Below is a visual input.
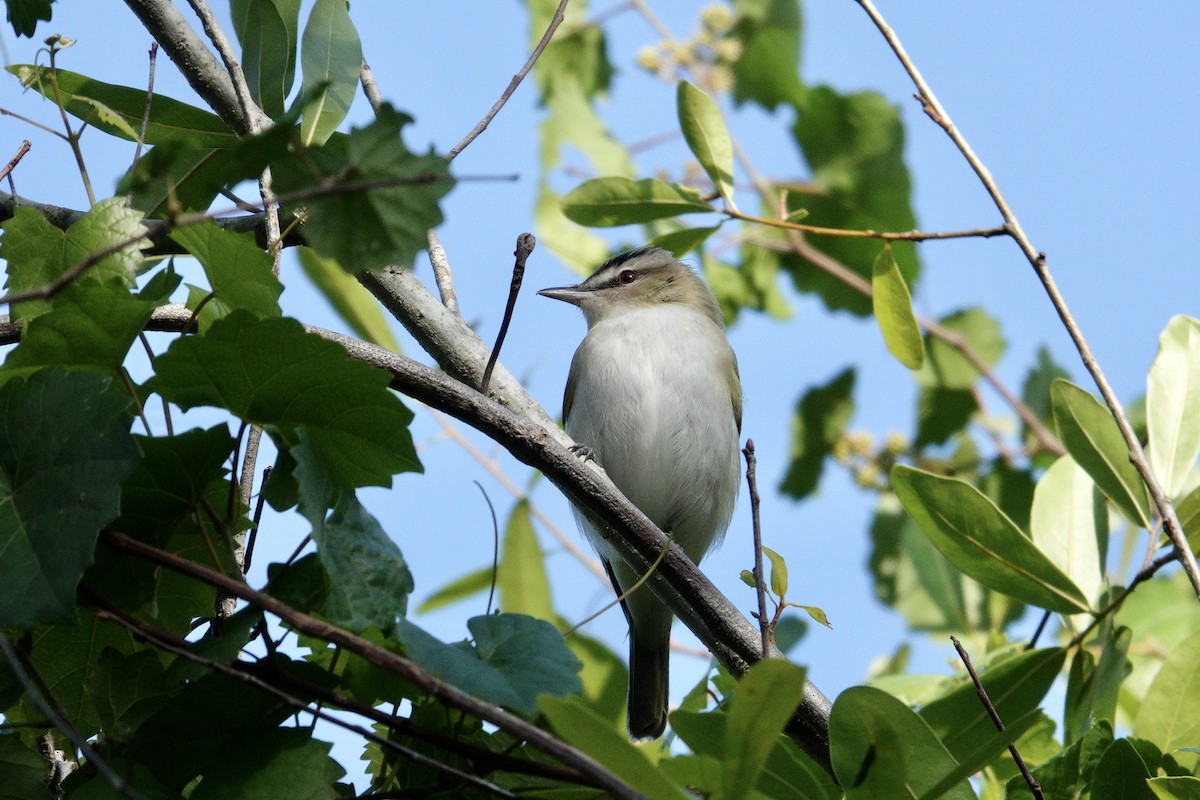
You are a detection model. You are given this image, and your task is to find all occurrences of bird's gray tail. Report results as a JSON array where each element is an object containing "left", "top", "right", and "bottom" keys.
[{"left": 627, "top": 628, "right": 669, "bottom": 739}]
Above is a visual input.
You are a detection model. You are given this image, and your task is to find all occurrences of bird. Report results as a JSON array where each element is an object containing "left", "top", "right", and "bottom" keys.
[{"left": 538, "top": 247, "right": 742, "bottom": 738}]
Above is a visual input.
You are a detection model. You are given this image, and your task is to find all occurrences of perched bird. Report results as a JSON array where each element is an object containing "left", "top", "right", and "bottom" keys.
[{"left": 539, "top": 247, "right": 742, "bottom": 738}]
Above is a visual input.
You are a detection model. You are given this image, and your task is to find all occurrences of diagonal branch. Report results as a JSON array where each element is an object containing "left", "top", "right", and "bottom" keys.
[{"left": 852, "top": 0, "right": 1200, "bottom": 598}]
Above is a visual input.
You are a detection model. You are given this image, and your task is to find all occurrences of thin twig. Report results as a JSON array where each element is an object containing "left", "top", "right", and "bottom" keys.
[
  {"left": 129, "top": 43, "right": 158, "bottom": 170},
  {"left": 730, "top": 209, "right": 1009, "bottom": 243},
  {"left": 474, "top": 481, "right": 501, "bottom": 616},
  {"left": 100, "top": 530, "right": 652, "bottom": 800},
  {"left": 448, "top": 0, "right": 569, "bottom": 159},
  {"left": 853, "top": 0, "right": 1199, "bottom": 598},
  {"left": 0, "top": 633, "right": 149, "bottom": 800},
  {"left": 481, "top": 233, "right": 535, "bottom": 396},
  {"left": 1068, "top": 551, "right": 1177, "bottom": 649},
  {"left": 187, "top": 0, "right": 257, "bottom": 129},
  {"left": 743, "top": 441, "right": 770, "bottom": 658},
  {"left": 242, "top": 466, "right": 271, "bottom": 574},
  {"left": 950, "top": 636, "right": 1044, "bottom": 800},
  {"left": 0, "top": 140, "right": 31, "bottom": 184}
]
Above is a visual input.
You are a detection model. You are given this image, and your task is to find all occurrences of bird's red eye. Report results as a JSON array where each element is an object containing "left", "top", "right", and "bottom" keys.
[{"left": 618, "top": 269, "right": 637, "bottom": 285}]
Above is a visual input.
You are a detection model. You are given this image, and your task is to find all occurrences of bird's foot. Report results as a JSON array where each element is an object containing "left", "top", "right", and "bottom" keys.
[{"left": 569, "top": 443, "right": 597, "bottom": 464}]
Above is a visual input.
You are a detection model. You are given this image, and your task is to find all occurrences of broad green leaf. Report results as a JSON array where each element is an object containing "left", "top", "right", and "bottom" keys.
[
  {"left": 1052, "top": 379, "right": 1153, "bottom": 528},
  {"left": 1179, "top": 483, "right": 1200, "bottom": 550},
  {"left": 0, "top": 369, "right": 138, "bottom": 627},
  {"left": 917, "top": 307, "right": 1006, "bottom": 389},
  {"left": 12, "top": 611, "right": 137, "bottom": 735},
  {"left": 917, "top": 709, "right": 1044, "bottom": 800},
  {"left": 170, "top": 220, "right": 282, "bottom": 330},
  {"left": 723, "top": 660, "right": 808, "bottom": 800},
  {"left": 394, "top": 614, "right": 580, "bottom": 718},
  {"left": 468, "top": 614, "right": 582, "bottom": 708},
  {"left": 1149, "top": 777, "right": 1200, "bottom": 800},
  {"left": 913, "top": 387, "right": 976, "bottom": 449},
  {"left": 1147, "top": 315, "right": 1200, "bottom": 497},
  {"left": 1065, "top": 626, "right": 1131, "bottom": 744},
  {"left": 677, "top": 80, "right": 737, "bottom": 210},
  {"left": 1022, "top": 345, "right": 1071, "bottom": 427},
  {"left": 1031, "top": 455, "right": 1106, "bottom": 612},
  {"left": 648, "top": 224, "right": 720, "bottom": 257},
  {"left": 871, "top": 245, "right": 924, "bottom": 370},
  {"left": 540, "top": 695, "right": 692, "bottom": 800},
  {"left": 920, "top": 647, "right": 1065, "bottom": 762},
  {"left": 1091, "top": 738, "right": 1157, "bottom": 800},
  {"left": 0, "top": 199, "right": 148, "bottom": 321},
  {"left": 830, "top": 686, "right": 974, "bottom": 800},
  {"left": 147, "top": 313, "right": 420, "bottom": 489},
  {"left": 561, "top": 177, "right": 713, "bottom": 227},
  {"left": 298, "top": 0, "right": 362, "bottom": 146},
  {"left": 190, "top": 729, "right": 344, "bottom": 800},
  {"left": 275, "top": 106, "right": 453, "bottom": 271},
  {"left": 566, "top": 629, "right": 629, "bottom": 726},
  {"left": 706, "top": 245, "right": 791, "bottom": 325},
  {"left": 729, "top": 0, "right": 805, "bottom": 109},
  {"left": 497, "top": 500, "right": 553, "bottom": 620},
  {"left": 88, "top": 648, "right": 176, "bottom": 735},
  {"left": 891, "top": 465, "right": 1089, "bottom": 612},
  {"left": 6, "top": 0, "right": 53, "bottom": 37},
  {"left": 0, "top": 735, "right": 47, "bottom": 799},
  {"left": 297, "top": 246, "right": 399, "bottom": 350},
  {"left": 671, "top": 709, "right": 839, "bottom": 800},
  {"left": 1006, "top": 719, "right": 1113, "bottom": 800},
  {"left": 780, "top": 367, "right": 855, "bottom": 500},
  {"left": 1, "top": 282, "right": 156, "bottom": 379},
  {"left": 416, "top": 566, "right": 492, "bottom": 613},
  {"left": 73, "top": 96, "right": 140, "bottom": 140},
  {"left": 294, "top": 433, "right": 413, "bottom": 633},
  {"left": 231, "top": 0, "right": 300, "bottom": 118},
  {"left": 1134, "top": 628, "right": 1200, "bottom": 770},
  {"left": 7, "top": 65, "right": 236, "bottom": 147}
]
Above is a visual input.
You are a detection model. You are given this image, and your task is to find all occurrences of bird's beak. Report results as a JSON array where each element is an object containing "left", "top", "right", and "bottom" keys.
[{"left": 536, "top": 285, "right": 589, "bottom": 306}]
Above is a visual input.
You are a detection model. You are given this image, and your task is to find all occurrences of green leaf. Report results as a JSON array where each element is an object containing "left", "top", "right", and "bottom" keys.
[
  {"left": 677, "top": 80, "right": 737, "bottom": 210},
  {"left": 170, "top": 220, "right": 283, "bottom": 330},
  {"left": 7, "top": 65, "right": 236, "bottom": 147},
  {"left": 917, "top": 307, "right": 1006, "bottom": 389},
  {"left": 1007, "top": 719, "right": 1113, "bottom": 800},
  {"left": 1052, "top": 379, "right": 1153, "bottom": 528},
  {"left": 913, "top": 387, "right": 976, "bottom": 449},
  {"left": 497, "top": 500, "right": 553, "bottom": 620},
  {"left": 1180, "top": 483, "right": 1200, "bottom": 551},
  {"left": 298, "top": 0, "right": 362, "bottom": 146},
  {"left": 1147, "top": 315, "right": 1200, "bottom": 497},
  {"left": 469, "top": 614, "right": 582, "bottom": 707},
  {"left": 1134, "top": 628, "right": 1200, "bottom": 771},
  {"left": 761, "top": 545, "right": 789, "bottom": 597},
  {"left": 1065, "top": 626, "right": 1131, "bottom": 744},
  {"left": 5, "top": 0, "right": 53, "bottom": 37},
  {"left": 296, "top": 246, "right": 399, "bottom": 350},
  {"left": 830, "top": 686, "right": 974, "bottom": 800},
  {"left": 1022, "top": 345, "right": 1071, "bottom": 427},
  {"left": 871, "top": 245, "right": 924, "bottom": 370},
  {"left": 231, "top": 0, "right": 298, "bottom": 118},
  {"left": 918, "top": 710, "right": 1044, "bottom": 800},
  {"left": 647, "top": 224, "right": 720, "bottom": 257},
  {"left": 540, "top": 695, "right": 692, "bottom": 800},
  {"left": 0, "top": 735, "right": 48, "bottom": 799},
  {"left": 1149, "top": 777, "right": 1200, "bottom": 800},
  {"left": 1092, "top": 738, "right": 1157, "bottom": 800},
  {"left": 394, "top": 614, "right": 580, "bottom": 718},
  {"left": 706, "top": 246, "right": 791, "bottom": 325},
  {"left": 275, "top": 106, "right": 453, "bottom": 271},
  {"left": 561, "top": 177, "right": 713, "bottom": 226},
  {"left": 920, "top": 647, "right": 1065, "bottom": 762},
  {"left": 0, "top": 369, "right": 138, "bottom": 627},
  {"left": 729, "top": 0, "right": 805, "bottom": 110},
  {"left": 1031, "top": 455, "right": 1106, "bottom": 612},
  {"left": 416, "top": 566, "right": 492, "bottom": 613},
  {"left": 1, "top": 282, "right": 156, "bottom": 379},
  {"left": 723, "top": 660, "right": 809, "bottom": 800},
  {"left": 0, "top": 199, "right": 148, "bottom": 321},
  {"left": 189, "top": 730, "right": 344, "bottom": 800},
  {"left": 891, "top": 465, "right": 1089, "bottom": 613},
  {"left": 294, "top": 433, "right": 413, "bottom": 632},
  {"left": 780, "top": 367, "right": 855, "bottom": 500},
  {"left": 147, "top": 313, "right": 420, "bottom": 489},
  {"left": 88, "top": 648, "right": 177, "bottom": 735}
]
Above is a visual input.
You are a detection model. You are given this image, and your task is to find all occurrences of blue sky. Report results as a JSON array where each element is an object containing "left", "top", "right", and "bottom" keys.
[{"left": 3, "top": 0, "right": 1197, "bottom": 786}]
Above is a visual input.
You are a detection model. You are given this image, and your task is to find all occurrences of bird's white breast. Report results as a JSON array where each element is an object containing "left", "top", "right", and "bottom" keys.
[{"left": 565, "top": 305, "right": 741, "bottom": 563}]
